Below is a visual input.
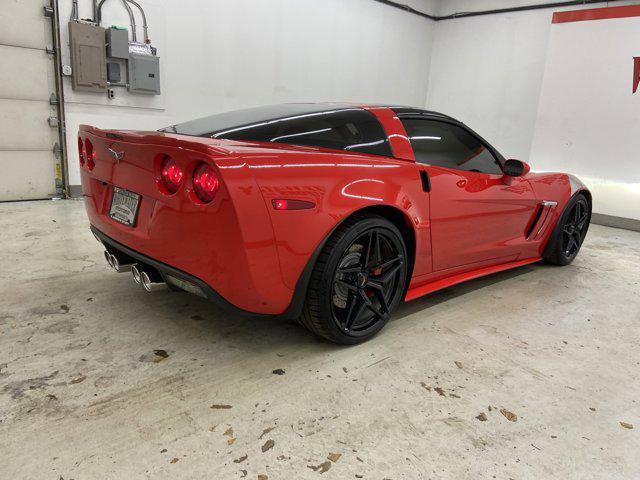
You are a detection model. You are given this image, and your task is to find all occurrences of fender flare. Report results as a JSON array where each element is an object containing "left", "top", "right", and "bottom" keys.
[{"left": 280, "top": 205, "right": 416, "bottom": 319}]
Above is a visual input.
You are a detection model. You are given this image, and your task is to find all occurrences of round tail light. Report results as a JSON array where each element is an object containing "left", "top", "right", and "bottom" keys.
[
  {"left": 160, "top": 156, "right": 183, "bottom": 194},
  {"left": 85, "top": 138, "right": 95, "bottom": 170},
  {"left": 193, "top": 163, "right": 219, "bottom": 203},
  {"left": 78, "top": 137, "right": 85, "bottom": 167}
]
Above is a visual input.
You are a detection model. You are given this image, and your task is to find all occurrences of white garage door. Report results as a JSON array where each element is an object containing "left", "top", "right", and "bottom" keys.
[{"left": 0, "top": 0, "right": 61, "bottom": 201}]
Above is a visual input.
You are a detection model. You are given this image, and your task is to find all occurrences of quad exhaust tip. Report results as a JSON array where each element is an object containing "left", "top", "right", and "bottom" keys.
[
  {"left": 131, "top": 264, "right": 166, "bottom": 292},
  {"left": 140, "top": 271, "right": 166, "bottom": 292},
  {"left": 104, "top": 250, "right": 166, "bottom": 292},
  {"left": 104, "top": 250, "right": 134, "bottom": 273}
]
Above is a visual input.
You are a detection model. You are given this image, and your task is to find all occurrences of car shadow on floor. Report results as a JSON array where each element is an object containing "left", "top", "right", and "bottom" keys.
[
  {"left": 392, "top": 263, "right": 541, "bottom": 322},
  {"left": 144, "top": 262, "right": 543, "bottom": 353}
]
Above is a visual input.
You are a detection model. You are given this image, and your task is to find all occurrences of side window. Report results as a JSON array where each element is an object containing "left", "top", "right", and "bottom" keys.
[
  {"left": 215, "top": 110, "right": 392, "bottom": 157},
  {"left": 399, "top": 118, "right": 502, "bottom": 175}
]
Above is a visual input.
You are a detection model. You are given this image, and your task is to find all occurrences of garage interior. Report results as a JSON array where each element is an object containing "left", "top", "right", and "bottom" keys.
[{"left": 1, "top": 0, "right": 639, "bottom": 479}]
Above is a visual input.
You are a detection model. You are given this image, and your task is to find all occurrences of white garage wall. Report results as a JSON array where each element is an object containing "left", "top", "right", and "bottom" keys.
[
  {"left": 62, "top": 0, "right": 438, "bottom": 187},
  {"left": 427, "top": 0, "right": 638, "bottom": 158},
  {"left": 426, "top": 3, "right": 554, "bottom": 160},
  {"left": 426, "top": 0, "right": 640, "bottom": 222},
  {"left": 530, "top": 12, "right": 640, "bottom": 221}
]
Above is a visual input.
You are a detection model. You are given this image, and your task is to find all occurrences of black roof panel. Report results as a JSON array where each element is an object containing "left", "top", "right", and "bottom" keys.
[{"left": 160, "top": 103, "right": 359, "bottom": 137}]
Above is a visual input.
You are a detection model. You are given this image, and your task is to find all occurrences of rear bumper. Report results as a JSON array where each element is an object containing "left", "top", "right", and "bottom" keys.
[
  {"left": 81, "top": 173, "right": 294, "bottom": 314},
  {"left": 92, "top": 226, "right": 272, "bottom": 318}
]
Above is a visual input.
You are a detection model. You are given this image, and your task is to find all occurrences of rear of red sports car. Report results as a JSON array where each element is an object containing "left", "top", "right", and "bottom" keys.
[
  {"left": 80, "top": 126, "right": 294, "bottom": 315},
  {"left": 79, "top": 104, "right": 422, "bottom": 320}
]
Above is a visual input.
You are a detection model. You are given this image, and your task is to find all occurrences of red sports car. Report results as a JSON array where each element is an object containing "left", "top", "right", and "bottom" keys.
[{"left": 79, "top": 103, "right": 591, "bottom": 344}]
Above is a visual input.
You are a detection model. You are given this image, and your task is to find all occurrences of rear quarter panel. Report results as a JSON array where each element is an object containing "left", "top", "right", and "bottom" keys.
[{"left": 225, "top": 149, "right": 432, "bottom": 291}]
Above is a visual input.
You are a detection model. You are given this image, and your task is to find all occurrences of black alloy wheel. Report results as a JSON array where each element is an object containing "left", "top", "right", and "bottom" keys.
[
  {"left": 544, "top": 193, "right": 590, "bottom": 266},
  {"left": 332, "top": 228, "right": 404, "bottom": 337},
  {"left": 561, "top": 197, "right": 589, "bottom": 258},
  {"left": 299, "top": 215, "right": 407, "bottom": 344}
]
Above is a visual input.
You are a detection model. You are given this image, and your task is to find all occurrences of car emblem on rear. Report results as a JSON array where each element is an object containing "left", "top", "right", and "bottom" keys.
[{"left": 108, "top": 146, "right": 125, "bottom": 162}]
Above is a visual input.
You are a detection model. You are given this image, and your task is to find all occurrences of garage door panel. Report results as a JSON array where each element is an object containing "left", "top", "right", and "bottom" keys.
[
  {"left": 0, "top": 151, "right": 55, "bottom": 201},
  {"left": 0, "top": 46, "right": 54, "bottom": 101},
  {"left": 0, "top": 99, "right": 57, "bottom": 150},
  {"left": 0, "top": 0, "right": 50, "bottom": 49},
  {"left": 0, "top": 0, "right": 58, "bottom": 201}
]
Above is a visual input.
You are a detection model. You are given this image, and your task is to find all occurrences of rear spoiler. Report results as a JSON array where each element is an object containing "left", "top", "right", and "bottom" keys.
[{"left": 79, "top": 125, "right": 232, "bottom": 157}]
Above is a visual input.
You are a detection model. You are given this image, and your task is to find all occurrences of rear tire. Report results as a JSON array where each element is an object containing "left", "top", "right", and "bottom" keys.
[
  {"left": 298, "top": 214, "right": 407, "bottom": 345},
  {"left": 543, "top": 193, "right": 590, "bottom": 266}
]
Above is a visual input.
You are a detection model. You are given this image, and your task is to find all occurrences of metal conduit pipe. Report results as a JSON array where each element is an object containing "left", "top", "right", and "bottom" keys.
[
  {"left": 124, "top": 0, "right": 150, "bottom": 43},
  {"left": 373, "top": 0, "right": 630, "bottom": 21},
  {"left": 120, "top": 0, "right": 137, "bottom": 42},
  {"left": 96, "top": 0, "right": 107, "bottom": 23},
  {"left": 372, "top": 0, "right": 437, "bottom": 20},
  {"left": 97, "top": 0, "right": 137, "bottom": 42}
]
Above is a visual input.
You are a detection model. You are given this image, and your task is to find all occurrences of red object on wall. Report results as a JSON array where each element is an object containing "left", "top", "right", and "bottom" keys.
[
  {"left": 634, "top": 57, "right": 640, "bottom": 94},
  {"left": 552, "top": 5, "right": 640, "bottom": 23}
]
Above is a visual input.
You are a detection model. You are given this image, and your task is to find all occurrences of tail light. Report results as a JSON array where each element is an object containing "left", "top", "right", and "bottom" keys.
[
  {"left": 160, "top": 156, "right": 183, "bottom": 194},
  {"left": 78, "top": 137, "right": 85, "bottom": 167},
  {"left": 192, "top": 163, "right": 219, "bottom": 203},
  {"left": 85, "top": 138, "right": 95, "bottom": 170}
]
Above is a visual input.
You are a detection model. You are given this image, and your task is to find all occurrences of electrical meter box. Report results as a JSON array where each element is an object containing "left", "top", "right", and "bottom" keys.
[
  {"left": 128, "top": 53, "right": 160, "bottom": 95},
  {"left": 69, "top": 21, "right": 107, "bottom": 92},
  {"left": 106, "top": 27, "right": 129, "bottom": 59}
]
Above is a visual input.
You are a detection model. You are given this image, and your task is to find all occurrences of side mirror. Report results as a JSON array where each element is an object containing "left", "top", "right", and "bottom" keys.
[{"left": 503, "top": 159, "right": 531, "bottom": 177}]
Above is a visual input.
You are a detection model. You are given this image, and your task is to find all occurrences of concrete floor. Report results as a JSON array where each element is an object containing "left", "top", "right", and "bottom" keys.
[{"left": 1, "top": 199, "right": 639, "bottom": 480}]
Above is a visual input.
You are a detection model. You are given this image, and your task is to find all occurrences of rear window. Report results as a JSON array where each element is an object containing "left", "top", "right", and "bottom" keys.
[{"left": 161, "top": 105, "right": 392, "bottom": 157}]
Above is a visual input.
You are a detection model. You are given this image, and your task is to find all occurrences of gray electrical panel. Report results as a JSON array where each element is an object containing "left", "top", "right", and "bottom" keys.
[
  {"left": 106, "top": 27, "right": 129, "bottom": 59},
  {"left": 69, "top": 21, "right": 107, "bottom": 92},
  {"left": 128, "top": 53, "right": 160, "bottom": 95}
]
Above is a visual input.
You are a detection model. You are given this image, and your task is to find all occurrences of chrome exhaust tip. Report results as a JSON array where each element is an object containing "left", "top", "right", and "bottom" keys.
[
  {"left": 140, "top": 271, "right": 166, "bottom": 292},
  {"left": 131, "top": 265, "right": 142, "bottom": 284},
  {"left": 109, "top": 254, "right": 133, "bottom": 273},
  {"left": 104, "top": 250, "right": 115, "bottom": 268}
]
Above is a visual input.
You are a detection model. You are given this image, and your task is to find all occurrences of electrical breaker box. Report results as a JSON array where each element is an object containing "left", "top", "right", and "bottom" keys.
[
  {"left": 106, "top": 27, "right": 129, "bottom": 59},
  {"left": 128, "top": 53, "right": 160, "bottom": 95},
  {"left": 69, "top": 21, "right": 107, "bottom": 92}
]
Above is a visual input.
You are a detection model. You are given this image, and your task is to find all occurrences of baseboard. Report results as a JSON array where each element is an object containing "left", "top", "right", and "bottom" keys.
[
  {"left": 68, "top": 185, "right": 82, "bottom": 197},
  {"left": 591, "top": 213, "right": 640, "bottom": 232}
]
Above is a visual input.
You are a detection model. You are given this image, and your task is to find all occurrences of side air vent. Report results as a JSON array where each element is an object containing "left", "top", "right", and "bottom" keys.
[
  {"left": 527, "top": 200, "right": 558, "bottom": 241},
  {"left": 525, "top": 205, "right": 543, "bottom": 239},
  {"left": 420, "top": 170, "right": 431, "bottom": 192}
]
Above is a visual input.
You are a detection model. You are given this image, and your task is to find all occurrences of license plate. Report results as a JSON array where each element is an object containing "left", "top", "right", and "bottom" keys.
[{"left": 109, "top": 187, "right": 141, "bottom": 226}]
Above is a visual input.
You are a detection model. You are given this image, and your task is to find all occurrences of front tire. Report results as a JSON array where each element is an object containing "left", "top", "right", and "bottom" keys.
[
  {"left": 298, "top": 214, "right": 407, "bottom": 345},
  {"left": 543, "top": 193, "right": 590, "bottom": 266}
]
